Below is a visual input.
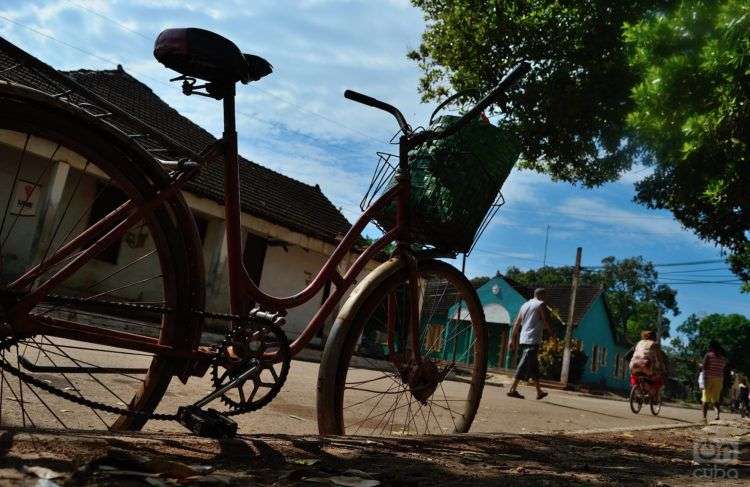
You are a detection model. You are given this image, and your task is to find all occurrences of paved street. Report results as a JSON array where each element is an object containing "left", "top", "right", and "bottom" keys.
[{"left": 146, "top": 358, "right": 715, "bottom": 436}]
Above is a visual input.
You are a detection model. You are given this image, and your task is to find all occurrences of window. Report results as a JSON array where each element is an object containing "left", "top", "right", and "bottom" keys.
[
  {"left": 425, "top": 323, "right": 445, "bottom": 352},
  {"left": 599, "top": 347, "right": 608, "bottom": 368},
  {"left": 613, "top": 353, "right": 621, "bottom": 378},
  {"left": 591, "top": 345, "right": 599, "bottom": 372},
  {"left": 87, "top": 183, "right": 126, "bottom": 264}
]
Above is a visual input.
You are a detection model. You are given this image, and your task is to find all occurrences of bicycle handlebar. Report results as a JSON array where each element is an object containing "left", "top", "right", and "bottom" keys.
[
  {"left": 428, "top": 61, "right": 530, "bottom": 141},
  {"left": 344, "top": 89, "right": 411, "bottom": 134},
  {"left": 344, "top": 61, "right": 530, "bottom": 144}
]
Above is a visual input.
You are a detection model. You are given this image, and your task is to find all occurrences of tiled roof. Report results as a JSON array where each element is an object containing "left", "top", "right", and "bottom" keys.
[
  {"left": 0, "top": 37, "right": 352, "bottom": 244},
  {"left": 503, "top": 277, "right": 603, "bottom": 328},
  {"left": 504, "top": 276, "right": 630, "bottom": 346}
]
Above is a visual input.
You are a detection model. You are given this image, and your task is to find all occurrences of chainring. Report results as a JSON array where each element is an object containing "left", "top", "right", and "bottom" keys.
[{"left": 210, "top": 319, "right": 291, "bottom": 416}]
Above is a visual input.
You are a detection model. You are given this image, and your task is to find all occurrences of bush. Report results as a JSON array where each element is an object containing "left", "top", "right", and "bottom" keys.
[{"left": 538, "top": 337, "right": 587, "bottom": 383}]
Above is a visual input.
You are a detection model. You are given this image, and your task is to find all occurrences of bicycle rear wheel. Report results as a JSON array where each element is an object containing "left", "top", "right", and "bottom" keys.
[
  {"left": 317, "top": 259, "right": 487, "bottom": 436},
  {"left": 0, "top": 86, "right": 201, "bottom": 430}
]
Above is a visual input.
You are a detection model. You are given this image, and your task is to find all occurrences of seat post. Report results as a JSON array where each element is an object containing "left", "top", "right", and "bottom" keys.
[{"left": 221, "top": 84, "right": 245, "bottom": 320}]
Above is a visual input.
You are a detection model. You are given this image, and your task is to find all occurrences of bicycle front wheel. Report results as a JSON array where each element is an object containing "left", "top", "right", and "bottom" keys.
[
  {"left": 629, "top": 385, "right": 643, "bottom": 414},
  {"left": 318, "top": 259, "right": 487, "bottom": 436},
  {"left": 0, "top": 86, "right": 201, "bottom": 431}
]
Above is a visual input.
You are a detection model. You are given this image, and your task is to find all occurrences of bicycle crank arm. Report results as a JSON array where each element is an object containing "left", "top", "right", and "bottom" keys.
[
  {"left": 18, "top": 357, "right": 148, "bottom": 374},
  {"left": 192, "top": 363, "right": 259, "bottom": 409}
]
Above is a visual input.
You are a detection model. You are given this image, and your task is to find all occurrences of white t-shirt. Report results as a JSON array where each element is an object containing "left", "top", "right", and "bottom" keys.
[
  {"left": 516, "top": 298, "right": 545, "bottom": 345},
  {"left": 698, "top": 371, "right": 705, "bottom": 390}
]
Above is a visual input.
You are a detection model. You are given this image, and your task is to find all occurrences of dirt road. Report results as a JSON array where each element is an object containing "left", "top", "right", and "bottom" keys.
[
  {"left": 147, "top": 359, "right": 712, "bottom": 436},
  {"left": 1, "top": 419, "right": 748, "bottom": 485}
]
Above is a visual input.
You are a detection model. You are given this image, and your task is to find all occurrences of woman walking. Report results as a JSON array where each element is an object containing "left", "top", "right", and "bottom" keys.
[{"left": 702, "top": 340, "right": 728, "bottom": 422}]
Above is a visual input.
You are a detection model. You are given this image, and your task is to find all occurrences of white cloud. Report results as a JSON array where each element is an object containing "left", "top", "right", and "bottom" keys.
[{"left": 557, "top": 196, "right": 697, "bottom": 241}]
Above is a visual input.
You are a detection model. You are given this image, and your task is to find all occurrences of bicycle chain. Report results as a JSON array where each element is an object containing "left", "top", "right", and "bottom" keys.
[
  {"left": 0, "top": 336, "right": 178, "bottom": 420},
  {"left": 0, "top": 293, "right": 287, "bottom": 421}
]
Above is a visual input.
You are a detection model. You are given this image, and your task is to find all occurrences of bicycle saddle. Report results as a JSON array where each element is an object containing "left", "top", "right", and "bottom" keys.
[{"left": 154, "top": 28, "right": 272, "bottom": 84}]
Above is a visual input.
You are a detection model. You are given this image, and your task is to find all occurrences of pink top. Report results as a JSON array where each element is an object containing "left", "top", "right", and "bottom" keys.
[{"left": 703, "top": 351, "right": 727, "bottom": 379}]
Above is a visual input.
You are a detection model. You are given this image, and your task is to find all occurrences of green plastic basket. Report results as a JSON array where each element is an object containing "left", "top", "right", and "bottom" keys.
[{"left": 375, "top": 115, "right": 520, "bottom": 254}]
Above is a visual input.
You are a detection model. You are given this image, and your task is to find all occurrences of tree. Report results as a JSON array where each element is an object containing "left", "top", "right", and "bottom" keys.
[
  {"left": 469, "top": 276, "right": 491, "bottom": 289},
  {"left": 624, "top": 0, "right": 750, "bottom": 290},
  {"left": 506, "top": 256, "right": 678, "bottom": 342},
  {"left": 409, "top": 0, "right": 674, "bottom": 186},
  {"left": 409, "top": 0, "right": 749, "bottom": 285},
  {"left": 671, "top": 313, "right": 750, "bottom": 377}
]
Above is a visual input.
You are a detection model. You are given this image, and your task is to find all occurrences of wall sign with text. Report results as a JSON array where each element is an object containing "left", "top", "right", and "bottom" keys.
[{"left": 10, "top": 180, "right": 41, "bottom": 216}]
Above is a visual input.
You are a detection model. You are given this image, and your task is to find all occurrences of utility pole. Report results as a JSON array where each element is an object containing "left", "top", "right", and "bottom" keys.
[
  {"left": 560, "top": 247, "right": 582, "bottom": 388},
  {"left": 656, "top": 304, "right": 663, "bottom": 344},
  {"left": 543, "top": 225, "right": 550, "bottom": 266}
]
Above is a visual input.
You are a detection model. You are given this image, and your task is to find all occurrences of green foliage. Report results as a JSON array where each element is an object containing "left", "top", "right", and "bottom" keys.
[
  {"left": 506, "top": 256, "right": 678, "bottom": 342},
  {"left": 470, "top": 276, "right": 491, "bottom": 289},
  {"left": 409, "top": 0, "right": 674, "bottom": 186},
  {"left": 671, "top": 313, "right": 750, "bottom": 377},
  {"left": 624, "top": 0, "right": 750, "bottom": 286},
  {"left": 410, "top": 0, "right": 749, "bottom": 286},
  {"left": 538, "top": 336, "right": 587, "bottom": 382}
]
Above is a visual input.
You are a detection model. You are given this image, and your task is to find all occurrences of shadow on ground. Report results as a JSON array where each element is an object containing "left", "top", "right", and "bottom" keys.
[{"left": 0, "top": 422, "right": 748, "bottom": 486}]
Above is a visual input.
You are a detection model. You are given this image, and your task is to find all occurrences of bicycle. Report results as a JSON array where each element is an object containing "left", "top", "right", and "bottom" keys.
[
  {"left": 0, "top": 28, "right": 529, "bottom": 436},
  {"left": 629, "top": 374, "right": 662, "bottom": 416}
]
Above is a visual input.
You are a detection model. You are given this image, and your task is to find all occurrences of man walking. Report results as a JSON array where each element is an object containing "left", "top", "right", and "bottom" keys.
[{"left": 507, "top": 288, "right": 553, "bottom": 400}]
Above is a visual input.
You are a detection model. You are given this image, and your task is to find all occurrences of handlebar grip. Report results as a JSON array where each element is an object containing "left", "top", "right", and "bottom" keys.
[
  {"left": 345, "top": 90, "right": 388, "bottom": 110},
  {"left": 345, "top": 90, "right": 410, "bottom": 134}
]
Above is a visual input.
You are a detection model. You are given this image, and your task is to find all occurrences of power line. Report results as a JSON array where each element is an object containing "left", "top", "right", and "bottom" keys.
[
  {"left": 66, "top": 2, "right": 388, "bottom": 145},
  {"left": 658, "top": 267, "right": 732, "bottom": 275},
  {"left": 658, "top": 281, "right": 742, "bottom": 286},
  {"left": 653, "top": 259, "right": 726, "bottom": 267},
  {"left": 68, "top": 1, "right": 152, "bottom": 42},
  {"left": 0, "top": 14, "right": 385, "bottom": 166},
  {"left": 502, "top": 206, "right": 676, "bottom": 221}
]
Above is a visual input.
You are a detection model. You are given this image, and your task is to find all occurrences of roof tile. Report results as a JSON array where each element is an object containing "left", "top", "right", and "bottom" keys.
[{"left": 0, "top": 38, "right": 351, "bottom": 244}]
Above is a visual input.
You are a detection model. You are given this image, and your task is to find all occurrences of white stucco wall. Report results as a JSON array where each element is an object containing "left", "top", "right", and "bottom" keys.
[{"left": 1, "top": 130, "right": 373, "bottom": 345}]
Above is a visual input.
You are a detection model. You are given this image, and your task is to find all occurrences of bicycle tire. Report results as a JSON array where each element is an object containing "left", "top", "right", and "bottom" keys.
[
  {"left": 650, "top": 392, "right": 662, "bottom": 416},
  {"left": 317, "top": 258, "right": 487, "bottom": 436},
  {"left": 0, "top": 85, "right": 203, "bottom": 431},
  {"left": 629, "top": 385, "right": 642, "bottom": 414}
]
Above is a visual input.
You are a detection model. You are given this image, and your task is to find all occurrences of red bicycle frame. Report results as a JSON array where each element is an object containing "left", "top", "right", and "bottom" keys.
[
  {"left": 7, "top": 59, "right": 530, "bottom": 368},
  {"left": 7, "top": 87, "right": 415, "bottom": 366}
]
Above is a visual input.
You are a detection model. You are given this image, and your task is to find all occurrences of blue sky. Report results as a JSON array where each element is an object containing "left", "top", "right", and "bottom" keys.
[{"left": 1, "top": 0, "right": 747, "bottom": 329}]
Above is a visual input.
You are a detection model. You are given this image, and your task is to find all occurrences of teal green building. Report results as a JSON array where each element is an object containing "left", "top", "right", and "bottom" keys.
[{"left": 434, "top": 276, "right": 632, "bottom": 391}]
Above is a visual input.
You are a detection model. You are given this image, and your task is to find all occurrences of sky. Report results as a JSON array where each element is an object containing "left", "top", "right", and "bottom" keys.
[{"left": 1, "top": 0, "right": 748, "bottom": 331}]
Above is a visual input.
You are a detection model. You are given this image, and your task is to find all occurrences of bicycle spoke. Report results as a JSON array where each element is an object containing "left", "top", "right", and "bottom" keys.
[
  {"left": 29, "top": 337, "right": 111, "bottom": 429},
  {"left": 16, "top": 348, "right": 26, "bottom": 428},
  {"left": 0, "top": 369, "right": 36, "bottom": 428},
  {"left": 40, "top": 336, "right": 132, "bottom": 407},
  {"left": 36, "top": 161, "right": 92, "bottom": 281}
]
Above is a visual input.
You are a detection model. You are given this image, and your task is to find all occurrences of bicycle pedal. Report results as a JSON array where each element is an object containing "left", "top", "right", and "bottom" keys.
[{"left": 176, "top": 406, "right": 238, "bottom": 439}]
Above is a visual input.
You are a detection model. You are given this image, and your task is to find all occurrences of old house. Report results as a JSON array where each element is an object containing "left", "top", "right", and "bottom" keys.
[
  {"left": 433, "top": 276, "right": 632, "bottom": 391},
  {"left": 0, "top": 37, "right": 369, "bottom": 343}
]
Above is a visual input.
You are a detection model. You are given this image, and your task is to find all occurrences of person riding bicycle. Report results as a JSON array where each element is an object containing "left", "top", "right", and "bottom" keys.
[{"left": 628, "top": 330, "right": 666, "bottom": 398}]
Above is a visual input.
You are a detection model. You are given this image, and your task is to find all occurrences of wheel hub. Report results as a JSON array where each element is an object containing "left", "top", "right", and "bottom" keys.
[{"left": 405, "top": 359, "right": 440, "bottom": 404}]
